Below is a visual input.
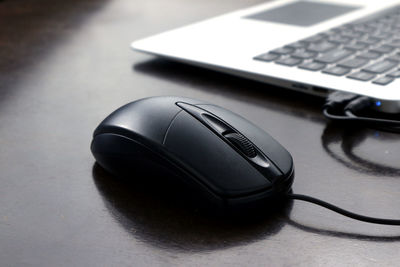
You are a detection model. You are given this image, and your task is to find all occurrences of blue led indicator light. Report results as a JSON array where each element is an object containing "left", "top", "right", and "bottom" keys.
[{"left": 375, "top": 101, "right": 381, "bottom": 107}]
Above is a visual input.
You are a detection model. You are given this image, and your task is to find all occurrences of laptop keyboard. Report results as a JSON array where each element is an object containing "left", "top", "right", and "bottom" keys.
[{"left": 254, "top": 5, "right": 400, "bottom": 86}]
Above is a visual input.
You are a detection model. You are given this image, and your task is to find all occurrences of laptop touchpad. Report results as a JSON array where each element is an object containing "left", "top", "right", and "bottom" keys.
[{"left": 246, "top": 1, "right": 360, "bottom": 27}]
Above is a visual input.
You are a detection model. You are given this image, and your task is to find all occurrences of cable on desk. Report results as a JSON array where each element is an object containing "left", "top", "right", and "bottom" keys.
[
  {"left": 322, "top": 91, "right": 400, "bottom": 133},
  {"left": 286, "top": 193, "right": 400, "bottom": 225}
]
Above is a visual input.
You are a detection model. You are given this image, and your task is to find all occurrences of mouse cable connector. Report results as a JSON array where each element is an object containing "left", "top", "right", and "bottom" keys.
[
  {"left": 322, "top": 91, "right": 400, "bottom": 133},
  {"left": 285, "top": 193, "right": 400, "bottom": 225}
]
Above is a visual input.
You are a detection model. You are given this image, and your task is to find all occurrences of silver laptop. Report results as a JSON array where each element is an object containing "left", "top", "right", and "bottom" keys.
[{"left": 132, "top": 0, "right": 400, "bottom": 111}]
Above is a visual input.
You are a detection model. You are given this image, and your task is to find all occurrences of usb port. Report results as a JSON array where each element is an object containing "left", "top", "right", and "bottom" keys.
[{"left": 312, "top": 86, "right": 328, "bottom": 94}]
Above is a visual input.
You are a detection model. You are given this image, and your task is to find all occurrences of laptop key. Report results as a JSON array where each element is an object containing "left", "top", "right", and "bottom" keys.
[
  {"left": 301, "top": 34, "right": 325, "bottom": 43},
  {"left": 387, "top": 38, "right": 400, "bottom": 48},
  {"left": 275, "top": 57, "right": 302, "bottom": 66},
  {"left": 359, "top": 37, "right": 381, "bottom": 45},
  {"left": 354, "top": 25, "right": 377, "bottom": 33},
  {"left": 286, "top": 42, "right": 307, "bottom": 49},
  {"left": 359, "top": 51, "right": 382, "bottom": 60},
  {"left": 298, "top": 61, "right": 326, "bottom": 71},
  {"left": 347, "top": 71, "right": 376, "bottom": 81},
  {"left": 315, "top": 49, "right": 354, "bottom": 64},
  {"left": 372, "top": 76, "right": 394, "bottom": 85},
  {"left": 370, "top": 44, "right": 395, "bottom": 54},
  {"left": 371, "top": 32, "right": 391, "bottom": 39},
  {"left": 366, "top": 21, "right": 384, "bottom": 28},
  {"left": 329, "top": 35, "right": 352, "bottom": 44},
  {"left": 254, "top": 53, "right": 280, "bottom": 62},
  {"left": 331, "top": 26, "right": 349, "bottom": 33},
  {"left": 389, "top": 53, "right": 400, "bottom": 62},
  {"left": 362, "top": 59, "right": 398, "bottom": 74},
  {"left": 307, "top": 41, "right": 337, "bottom": 53},
  {"left": 387, "top": 69, "right": 400, "bottom": 78},
  {"left": 291, "top": 50, "right": 317, "bottom": 59},
  {"left": 341, "top": 30, "right": 364, "bottom": 39},
  {"left": 270, "top": 47, "right": 294, "bottom": 55},
  {"left": 345, "top": 42, "right": 368, "bottom": 51},
  {"left": 322, "top": 66, "right": 350, "bottom": 76},
  {"left": 338, "top": 57, "right": 369, "bottom": 68}
]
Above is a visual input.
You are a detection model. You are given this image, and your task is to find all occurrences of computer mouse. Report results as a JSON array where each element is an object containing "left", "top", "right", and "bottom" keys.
[{"left": 91, "top": 96, "right": 294, "bottom": 211}]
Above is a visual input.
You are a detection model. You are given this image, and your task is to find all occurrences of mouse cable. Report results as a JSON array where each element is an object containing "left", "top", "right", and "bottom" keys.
[
  {"left": 286, "top": 193, "right": 400, "bottom": 225},
  {"left": 322, "top": 91, "right": 400, "bottom": 133}
]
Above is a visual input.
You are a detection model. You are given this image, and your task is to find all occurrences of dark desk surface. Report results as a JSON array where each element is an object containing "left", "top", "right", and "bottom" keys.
[{"left": 1, "top": 0, "right": 400, "bottom": 266}]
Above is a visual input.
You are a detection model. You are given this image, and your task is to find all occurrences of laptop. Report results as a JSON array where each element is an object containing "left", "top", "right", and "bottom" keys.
[{"left": 132, "top": 0, "right": 400, "bottom": 112}]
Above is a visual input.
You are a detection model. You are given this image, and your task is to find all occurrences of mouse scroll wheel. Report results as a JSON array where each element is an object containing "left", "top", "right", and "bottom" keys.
[{"left": 224, "top": 132, "right": 257, "bottom": 158}]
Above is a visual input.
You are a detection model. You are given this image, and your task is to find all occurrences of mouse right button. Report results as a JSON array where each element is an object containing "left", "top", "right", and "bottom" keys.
[
  {"left": 196, "top": 104, "right": 294, "bottom": 175},
  {"left": 163, "top": 111, "right": 272, "bottom": 198}
]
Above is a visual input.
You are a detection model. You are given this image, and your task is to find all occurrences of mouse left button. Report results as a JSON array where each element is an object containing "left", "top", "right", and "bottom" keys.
[{"left": 94, "top": 97, "right": 183, "bottom": 144}]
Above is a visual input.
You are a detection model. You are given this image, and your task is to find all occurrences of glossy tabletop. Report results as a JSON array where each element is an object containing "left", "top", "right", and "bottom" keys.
[{"left": 1, "top": 0, "right": 400, "bottom": 266}]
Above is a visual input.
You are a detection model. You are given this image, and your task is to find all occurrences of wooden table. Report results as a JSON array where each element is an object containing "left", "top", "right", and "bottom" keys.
[{"left": 1, "top": 0, "right": 400, "bottom": 266}]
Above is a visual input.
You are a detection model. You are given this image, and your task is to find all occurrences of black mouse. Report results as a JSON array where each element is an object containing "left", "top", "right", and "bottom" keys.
[{"left": 91, "top": 96, "right": 294, "bottom": 211}]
